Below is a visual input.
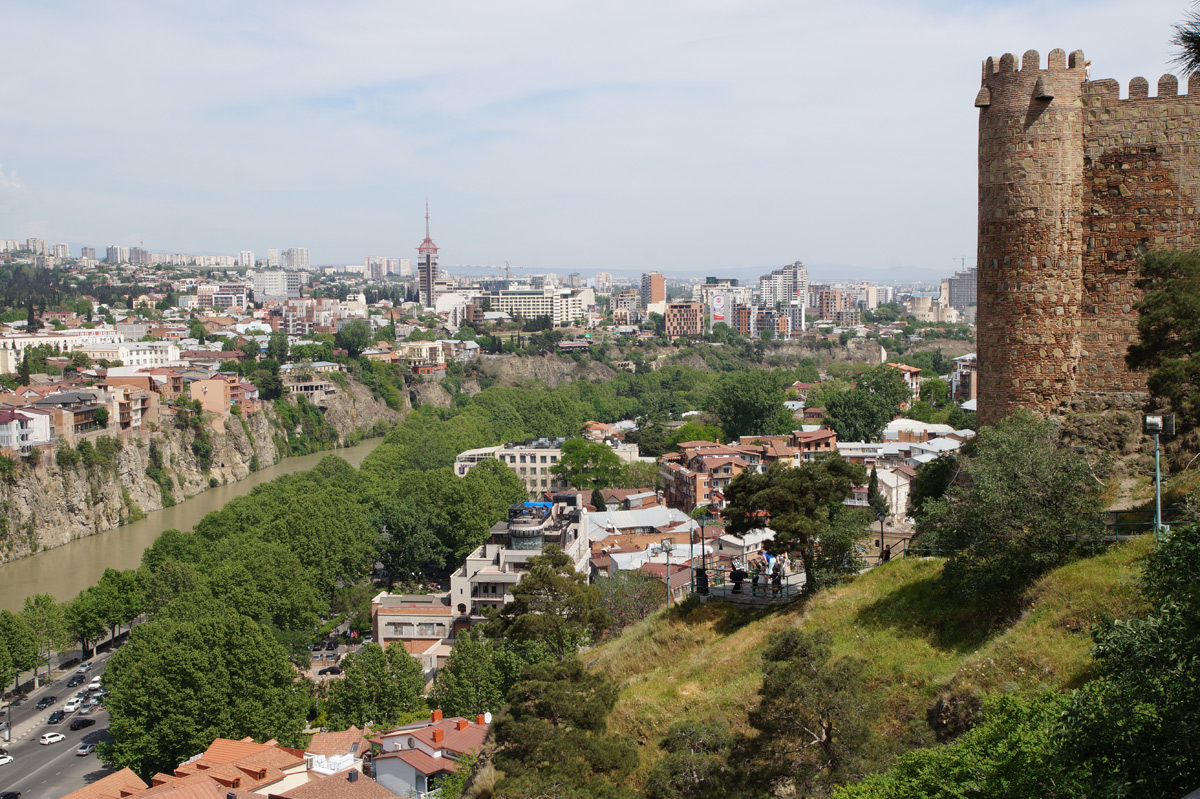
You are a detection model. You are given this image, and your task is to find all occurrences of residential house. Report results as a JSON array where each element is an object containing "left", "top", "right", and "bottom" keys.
[
  {"left": 886, "top": 362, "right": 923, "bottom": 404},
  {"left": 372, "top": 710, "right": 489, "bottom": 799}
]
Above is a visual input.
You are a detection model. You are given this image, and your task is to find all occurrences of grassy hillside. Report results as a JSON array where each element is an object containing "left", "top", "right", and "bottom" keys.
[{"left": 588, "top": 536, "right": 1153, "bottom": 789}]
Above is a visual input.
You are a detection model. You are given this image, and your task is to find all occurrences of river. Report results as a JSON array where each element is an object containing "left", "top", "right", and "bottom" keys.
[{"left": 0, "top": 437, "right": 384, "bottom": 612}]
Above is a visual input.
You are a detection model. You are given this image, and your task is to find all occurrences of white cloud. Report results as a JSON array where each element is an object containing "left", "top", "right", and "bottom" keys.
[
  {"left": 0, "top": 163, "right": 22, "bottom": 192},
  {"left": 0, "top": 0, "right": 1190, "bottom": 274}
]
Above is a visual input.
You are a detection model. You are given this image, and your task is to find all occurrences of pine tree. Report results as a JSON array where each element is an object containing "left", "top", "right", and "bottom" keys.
[{"left": 591, "top": 487, "right": 608, "bottom": 512}]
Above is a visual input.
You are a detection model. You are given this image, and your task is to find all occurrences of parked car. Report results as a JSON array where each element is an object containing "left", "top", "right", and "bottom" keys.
[
  {"left": 90, "top": 690, "right": 107, "bottom": 702},
  {"left": 38, "top": 733, "right": 66, "bottom": 745},
  {"left": 324, "top": 641, "right": 337, "bottom": 651},
  {"left": 35, "top": 696, "right": 56, "bottom": 710},
  {"left": 0, "top": 756, "right": 13, "bottom": 767},
  {"left": 77, "top": 703, "right": 95, "bottom": 716},
  {"left": 47, "top": 711, "right": 65, "bottom": 724},
  {"left": 0, "top": 790, "right": 20, "bottom": 798},
  {"left": 75, "top": 690, "right": 89, "bottom": 700},
  {"left": 68, "top": 718, "right": 95, "bottom": 731},
  {"left": 87, "top": 677, "right": 101, "bottom": 690},
  {"left": 318, "top": 666, "right": 343, "bottom": 676},
  {"left": 67, "top": 675, "right": 84, "bottom": 688},
  {"left": 63, "top": 698, "right": 82, "bottom": 713},
  {"left": 76, "top": 662, "right": 92, "bottom": 673},
  {"left": 75, "top": 744, "right": 96, "bottom": 756}
]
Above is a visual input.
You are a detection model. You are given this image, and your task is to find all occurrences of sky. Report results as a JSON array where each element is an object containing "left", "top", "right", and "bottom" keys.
[{"left": 0, "top": 1, "right": 1190, "bottom": 281}]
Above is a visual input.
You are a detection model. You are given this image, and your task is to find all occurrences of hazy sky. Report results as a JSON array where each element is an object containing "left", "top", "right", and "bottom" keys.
[{"left": 0, "top": 1, "right": 1189, "bottom": 279}]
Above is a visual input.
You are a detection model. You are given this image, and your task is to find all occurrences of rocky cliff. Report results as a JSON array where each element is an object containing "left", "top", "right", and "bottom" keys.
[{"left": 0, "top": 377, "right": 404, "bottom": 563}]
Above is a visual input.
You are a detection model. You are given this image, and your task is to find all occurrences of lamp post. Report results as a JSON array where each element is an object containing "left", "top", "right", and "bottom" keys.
[
  {"left": 876, "top": 511, "right": 887, "bottom": 563},
  {"left": 1144, "top": 414, "right": 1175, "bottom": 542}
]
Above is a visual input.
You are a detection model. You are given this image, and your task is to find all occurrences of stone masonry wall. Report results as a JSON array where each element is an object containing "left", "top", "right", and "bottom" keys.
[{"left": 976, "top": 50, "right": 1200, "bottom": 423}]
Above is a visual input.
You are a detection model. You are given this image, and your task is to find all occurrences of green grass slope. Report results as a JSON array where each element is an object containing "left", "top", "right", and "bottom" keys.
[{"left": 589, "top": 536, "right": 1153, "bottom": 789}]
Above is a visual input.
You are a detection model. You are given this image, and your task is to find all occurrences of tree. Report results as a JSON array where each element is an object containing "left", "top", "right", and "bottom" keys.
[
  {"left": 667, "top": 420, "right": 725, "bottom": 448},
  {"left": 595, "top": 570, "right": 666, "bottom": 632},
  {"left": 94, "top": 407, "right": 109, "bottom": 428},
  {"left": 1172, "top": 7, "right": 1200, "bottom": 77},
  {"left": 138, "top": 560, "right": 207, "bottom": 618},
  {"left": 335, "top": 319, "right": 372, "bottom": 357},
  {"left": 487, "top": 545, "right": 610, "bottom": 661},
  {"left": 710, "top": 370, "right": 794, "bottom": 440},
  {"left": 1055, "top": 520, "right": 1200, "bottom": 797},
  {"left": 64, "top": 588, "right": 107, "bottom": 658},
  {"left": 867, "top": 466, "right": 888, "bottom": 518},
  {"left": 238, "top": 339, "right": 260, "bottom": 362},
  {"left": 591, "top": 488, "right": 608, "bottom": 511},
  {"left": 1125, "top": 250, "right": 1200, "bottom": 434},
  {"left": 100, "top": 597, "right": 308, "bottom": 777},
  {"left": 839, "top": 692, "right": 1085, "bottom": 799},
  {"left": 0, "top": 610, "right": 38, "bottom": 692},
  {"left": 492, "top": 657, "right": 638, "bottom": 799},
  {"left": 207, "top": 542, "right": 324, "bottom": 632},
  {"left": 21, "top": 593, "right": 69, "bottom": 686},
  {"left": 266, "top": 329, "right": 289, "bottom": 363},
  {"left": 917, "top": 410, "right": 1106, "bottom": 606},
  {"left": 746, "top": 629, "right": 872, "bottom": 795},
  {"left": 646, "top": 721, "right": 734, "bottom": 799},
  {"left": 428, "top": 630, "right": 506, "bottom": 718},
  {"left": 324, "top": 642, "right": 425, "bottom": 730},
  {"left": 908, "top": 455, "right": 957, "bottom": 520},
  {"left": 824, "top": 365, "right": 911, "bottom": 442},
  {"left": 723, "top": 457, "right": 867, "bottom": 593},
  {"left": 187, "top": 318, "right": 207, "bottom": 344},
  {"left": 551, "top": 439, "right": 624, "bottom": 490},
  {"left": 93, "top": 568, "right": 141, "bottom": 641}
]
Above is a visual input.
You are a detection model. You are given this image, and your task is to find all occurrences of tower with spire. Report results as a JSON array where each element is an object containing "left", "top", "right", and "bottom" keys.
[{"left": 417, "top": 202, "right": 440, "bottom": 308}]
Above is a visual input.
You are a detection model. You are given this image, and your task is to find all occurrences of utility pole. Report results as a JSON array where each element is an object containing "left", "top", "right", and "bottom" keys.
[{"left": 1144, "top": 414, "right": 1175, "bottom": 541}]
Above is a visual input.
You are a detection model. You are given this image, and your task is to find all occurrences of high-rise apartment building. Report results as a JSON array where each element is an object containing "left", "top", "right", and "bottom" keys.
[
  {"left": 640, "top": 272, "right": 665, "bottom": 308},
  {"left": 251, "top": 271, "right": 301, "bottom": 301},
  {"left": 52, "top": 243, "right": 69, "bottom": 259},
  {"left": 417, "top": 205, "right": 440, "bottom": 307},
  {"left": 399, "top": 258, "right": 412, "bottom": 277},
  {"left": 106, "top": 245, "right": 130, "bottom": 264},
  {"left": 267, "top": 248, "right": 279, "bottom": 268},
  {"left": 25, "top": 238, "right": 47, "bottom": 255},
  {"left": 239, "top": 250, "right": 255, "bottom": 268},
  {"left": 130, "top": 247, "right": 151, "bottom": 265},
  {"left": 281, "top": 248, "right": 309, "bottom": 271},
  {"left": 594, "top": 272, "right": 613, "bottom": 294},
  {"left": 757, "top": 261, "right": 809, "bottom": 309},
  {"left": 946, "top": 266, "right": 977, "bottom": 311},
  {"left": 80, "top": 247, "right": 96, "bottom": 260}
]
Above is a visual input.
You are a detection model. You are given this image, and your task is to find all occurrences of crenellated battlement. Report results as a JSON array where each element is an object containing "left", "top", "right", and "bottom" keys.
[{"left": 979, "top": 48, "right": 1198, "bottom": 105}]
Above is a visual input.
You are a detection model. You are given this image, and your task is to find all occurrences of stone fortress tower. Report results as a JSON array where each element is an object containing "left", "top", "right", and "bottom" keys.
[{"left": 976, "top": 48, "right": 1200, "bottom": 424}]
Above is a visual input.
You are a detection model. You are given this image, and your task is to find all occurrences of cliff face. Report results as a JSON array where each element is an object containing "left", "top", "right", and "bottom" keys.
[{"left": 0, "top": 378, "right": 404, "bottom": 563}]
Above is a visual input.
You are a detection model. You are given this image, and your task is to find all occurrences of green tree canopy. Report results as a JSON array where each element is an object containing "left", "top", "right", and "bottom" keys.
[
  {"left": 917, "top": 410, "right": 1106, "bottom": 606},
  {"left": 1126, "top": 249, "right": 1200, "bottom": 435},
  {"left": 427, "top": 630, "right": 506, "bottom": 719},
  {"left": 709, "top": 370, "right": 794, "bottom": 441},
  {"left": 101, "top": 597, "right": 308, "bottom": 777},
  {"left": 487, "top": 545, "right": 610, "bottom": 661},
  {"left": 324, "top": 642, "right": 425, "bottom": 730},
  {"left": 335, "top": 319, "right": 373, "bottom": 357},
  {"left": 551, "top": 439, "right": 624, "bottom": 491},
  {"left": 723, "top": 457, "right": 867, "bottom": 593}
]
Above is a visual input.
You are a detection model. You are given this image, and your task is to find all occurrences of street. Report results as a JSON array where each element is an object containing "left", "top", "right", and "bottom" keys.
[{"left": 1, "top": 654, "right": 116, "bottom": 799}]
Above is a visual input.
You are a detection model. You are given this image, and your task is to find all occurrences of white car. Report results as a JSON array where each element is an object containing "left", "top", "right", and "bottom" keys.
[
  {"left": 88, "top": 677, "right": 101, "bottom": 690},
  {"left": 76, "top": 662, "right": 93, "bottom": 673},
  {"left": 63, "top": 698, "right": 82, "bottom": 713},
  {"left": 39, "top": 733, "right": 66, "bottom": 745},
  {"left": 0, "top": 754, "right": 12, "bottom": 765}
]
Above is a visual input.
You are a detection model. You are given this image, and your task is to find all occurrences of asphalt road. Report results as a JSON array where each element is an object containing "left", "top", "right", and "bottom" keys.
[{"left": 1, "top": 658, "right": 115, "bottom": 799}]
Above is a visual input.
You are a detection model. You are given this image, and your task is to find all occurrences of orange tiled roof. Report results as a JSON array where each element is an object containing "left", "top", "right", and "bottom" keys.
[
  {"left": 58, "top": 768, "right": 149, "bottom": 799},
  {"left": 374, "top": 606, "right": 451, "bottom": 616},
  {"left": 307, "top": 726, "right": 369, "bottom": 757}
]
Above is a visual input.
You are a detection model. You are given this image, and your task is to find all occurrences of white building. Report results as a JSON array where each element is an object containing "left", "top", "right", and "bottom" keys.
[
  {"left": 373, "top": 712, "right": 490, "bottom": 799},
  {"left": 454, "top": 437, "right": 642, "bottom": 496},
  {"left": 0, "top": 408, "right": 54, "bottom": 454},
  {"left": 79, "top": 341, "right": 181, "bottom": 368},
  {"left": 251, "top": 271, "right": 301, "bottom": 301},
  {"left": 238, "top": 250, "right": 255, "bottom": 268}
]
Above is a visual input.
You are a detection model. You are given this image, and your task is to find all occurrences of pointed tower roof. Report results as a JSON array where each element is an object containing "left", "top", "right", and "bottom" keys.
[{"left": 418, "top": 201, "right": 439, "bottom": 254}]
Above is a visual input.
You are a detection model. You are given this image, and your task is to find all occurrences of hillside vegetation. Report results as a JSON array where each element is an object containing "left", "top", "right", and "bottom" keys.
[{"left": 588, "top": 537, "right": 1153, "bottom": 790}]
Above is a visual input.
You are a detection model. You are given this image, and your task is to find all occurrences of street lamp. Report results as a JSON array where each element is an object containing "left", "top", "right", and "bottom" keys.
[{"left": 1144, "top": 414, "right": 1175, "bottom": 541}]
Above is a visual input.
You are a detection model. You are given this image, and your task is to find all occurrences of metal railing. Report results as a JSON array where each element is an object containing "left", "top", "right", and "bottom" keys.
[{"left": 690, "top": 564, "right": 807, "bottom": 605}]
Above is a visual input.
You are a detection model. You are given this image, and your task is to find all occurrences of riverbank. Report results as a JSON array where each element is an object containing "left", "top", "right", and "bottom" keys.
[
  {"left": 0, "top": 376, "right": 402, "bottom": 568},
  {"left": 0, "top": 436, "right": 386, "bottom": 612}
]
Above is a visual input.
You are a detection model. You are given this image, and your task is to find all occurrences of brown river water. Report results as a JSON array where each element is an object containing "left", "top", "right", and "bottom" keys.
[{"left": 0, "top": 438, "right": 383, "bottom": 612}]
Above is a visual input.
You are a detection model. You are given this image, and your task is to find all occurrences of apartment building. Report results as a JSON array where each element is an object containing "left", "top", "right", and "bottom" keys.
[
  {"left": 79, "top": 341, "right": 180, "bottom": 368},
  {"left": 454, "top": 437, "right": 641, "bottom": 496},
  {"left": 251, "top": 270, "right": 301, "bottom": 301},
  {"left": 664, "top": 301, "right": 704, "bottom": 340}
]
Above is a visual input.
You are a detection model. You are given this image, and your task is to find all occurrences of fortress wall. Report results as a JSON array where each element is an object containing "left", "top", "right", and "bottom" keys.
[
  {"left": 1077, "top": 77, "right": 1200, "bottom": 401},
  {"left": 976, "top": 50, "right": 1198, "bottom": 422}
]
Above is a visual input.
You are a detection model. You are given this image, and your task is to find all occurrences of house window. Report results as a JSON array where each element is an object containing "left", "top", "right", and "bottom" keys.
[{"left": 540, "top": 455, "right": 547, "bottom": 463}]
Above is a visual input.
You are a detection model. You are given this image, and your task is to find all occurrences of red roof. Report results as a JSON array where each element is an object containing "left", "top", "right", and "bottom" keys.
[{"left": 394, "top": 749, "right": 459, "bottom": 776}]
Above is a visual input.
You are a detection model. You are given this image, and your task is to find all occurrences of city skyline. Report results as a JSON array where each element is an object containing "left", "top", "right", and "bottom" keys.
[{"left": 0, "top": 1, "right": 1187, "bottom": 279}]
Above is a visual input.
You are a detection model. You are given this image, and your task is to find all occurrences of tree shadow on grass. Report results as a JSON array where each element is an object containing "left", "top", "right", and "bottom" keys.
[
  {"left": 669, "top": 597, "right": 778, "bottom": 636},
  {"left": 853, "top": 571, "right": 1003, "bottom": 655}
]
